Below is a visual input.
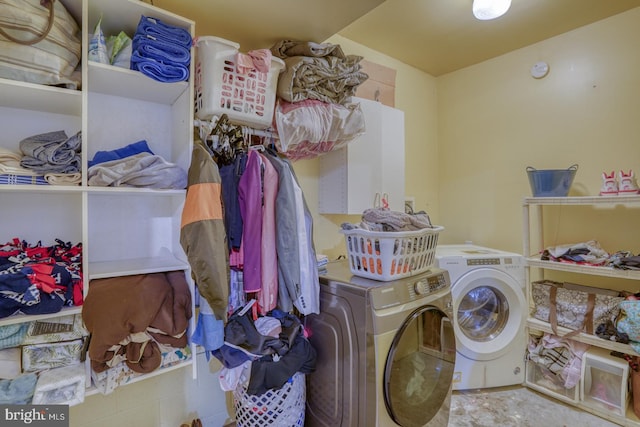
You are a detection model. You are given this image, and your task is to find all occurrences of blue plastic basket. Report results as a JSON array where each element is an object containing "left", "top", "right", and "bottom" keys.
[{"left": 526, "top": 164, "right": 578, "bottom": 197}]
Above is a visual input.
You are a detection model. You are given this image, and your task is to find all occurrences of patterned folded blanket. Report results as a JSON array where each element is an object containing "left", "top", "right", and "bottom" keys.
[
  {"left": 271, "top": 40, "right": 368, "bottom": 105},
  {"left": 276, "top": 55, "right": 368, "bottom": 105},
  {"left": 0, "top": 174, "right": 48, "bottom": 185}
]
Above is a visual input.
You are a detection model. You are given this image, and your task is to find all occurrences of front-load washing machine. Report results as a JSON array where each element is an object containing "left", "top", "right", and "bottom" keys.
[
  {"left": 305, "top": 260, "right": 456, "bottom": 427},
  {"left": 435, "top": 244, "right": 526, "bottom": 390}
]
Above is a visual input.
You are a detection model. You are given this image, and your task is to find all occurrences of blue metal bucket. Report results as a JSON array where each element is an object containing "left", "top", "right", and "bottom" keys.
[{"left": 526, "top": 164, "right": 578, "bottom": 197}]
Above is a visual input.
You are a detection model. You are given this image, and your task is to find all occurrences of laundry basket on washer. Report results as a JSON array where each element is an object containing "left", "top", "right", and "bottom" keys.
[
  {"left": 233, "top": 372, "right": 306, "bottom": 426},
  {"left": 341, "top": 226, "right": 444, "bottom": 281}
]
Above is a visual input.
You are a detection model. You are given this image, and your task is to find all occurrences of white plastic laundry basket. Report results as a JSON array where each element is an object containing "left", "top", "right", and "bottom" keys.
[
  {"left": 194, "top": 36, "right": 284, "bottom": 129},
  {"left": 233, "top": 372, "right": 306, "bottom": 427},
  {"left": 341, "top": 226, "right": 444, "bottom": 281}
]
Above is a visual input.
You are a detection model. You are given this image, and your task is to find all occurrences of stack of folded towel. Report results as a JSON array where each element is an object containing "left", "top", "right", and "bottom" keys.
[
  {"left": 130, "top": 15, "right": 192, "bottom": 83},
  {"left": 19, "top": 130, "right": 81, "bottom": 176}
]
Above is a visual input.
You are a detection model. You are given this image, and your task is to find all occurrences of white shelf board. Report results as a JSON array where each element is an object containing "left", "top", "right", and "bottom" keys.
[
  {"left": 0, "top": 78, "right": 82, "bottom": 116},
  {"left": 86, "top": 186, "right": 186, "bottom": 196},
  {"left": 526, "top": 257, "right": 640, "bottom": 280},
  {"left": 0, "top": 306, "right": 82, "bottom": 327},
  {"left": 88, "top": 0, "right": 194, "bottom": 36},
  {"left": 0, "top": 186, "right": 186, "bottom": 195},
  {"left": 84, "top": 358, "right": 193, "bottom": 398},
  {"left": 0, "top": 185, "right": 84, "bottom": 194},
  {"left": 89, "top": 255, "right": 189, "bottom": 280},
  {"left": 88, "top": 62, "right": 188, "bottom": 105},
  {"left": 524, "top": 195, "right": 640, "bottom": 206},
  {"left": 527, "top": 317, "right": 640, "bottom": 356}
]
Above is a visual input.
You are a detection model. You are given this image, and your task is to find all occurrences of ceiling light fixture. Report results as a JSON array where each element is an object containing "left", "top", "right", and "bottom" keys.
[{"left": 473, "top": 0, "right": 512, "bottom": 20}]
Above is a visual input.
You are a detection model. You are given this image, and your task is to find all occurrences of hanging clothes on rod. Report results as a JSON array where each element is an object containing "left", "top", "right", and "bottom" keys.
[
  {"left": 237, "top": 149, "right": 279, "bottom": 315},
  {"left": 191, "top": 116, "right": 320, "bottom": 318},
  {"left": 235, "top": 147, "right": 319, "bottom": 316}
]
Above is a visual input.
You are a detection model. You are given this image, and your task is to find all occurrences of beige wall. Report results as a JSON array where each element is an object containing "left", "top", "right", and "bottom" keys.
[
  {"left": 293, "top": 34, "right": 440, "bottom": 259},
  {"left": 437, "top": 8, "right": 640, "bottom": 256}
]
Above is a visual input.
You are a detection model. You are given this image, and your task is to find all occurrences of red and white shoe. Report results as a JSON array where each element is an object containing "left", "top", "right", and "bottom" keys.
[
  {"left": 618, "top": 170, "right": 640, "bottom": 195},
  {"left": 599, "top": 171, "right": 617, "bottom": 196}
]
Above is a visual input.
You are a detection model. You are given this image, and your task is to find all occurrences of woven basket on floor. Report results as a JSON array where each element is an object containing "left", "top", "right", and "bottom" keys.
[{"left": 233, "top": 372, "right": 305, "bottom": 426}]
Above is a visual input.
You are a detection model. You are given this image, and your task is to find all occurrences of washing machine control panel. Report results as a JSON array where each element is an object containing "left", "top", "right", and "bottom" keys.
[
  {"left": 467, "top": 257, "right": 501, "bottom": 266},
  {"left": 413, "top": 273, "right": 448, "bottom": 295},
  {"left": 368, "top": 269, "right": 450, "bottom": 309}
]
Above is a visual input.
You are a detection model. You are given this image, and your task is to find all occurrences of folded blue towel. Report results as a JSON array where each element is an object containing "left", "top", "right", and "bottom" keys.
[
  {"left": 133, "top": 34, "right": 191, "bottom": 65},
  {"left": 130, "top": 53, "right": 189, "bottom": 83},
  {"left": 136, "top": 15, "right": 192, "bottom": 49},
  {"left": 89, "top": 139, "right": 154, "bottom": 168}
]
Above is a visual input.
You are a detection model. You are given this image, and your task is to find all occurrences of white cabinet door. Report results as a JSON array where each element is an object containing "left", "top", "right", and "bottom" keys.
[{"left": 318, "top": 97, "right": 405, "bottom": 214}]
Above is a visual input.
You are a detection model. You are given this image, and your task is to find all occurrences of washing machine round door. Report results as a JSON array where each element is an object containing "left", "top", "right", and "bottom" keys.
[
  {"left": 452, "top": 268, "right": 526, "bottom": 361},
  {"left": 384, "top": 305, "right": 455, "bottom": 427}
]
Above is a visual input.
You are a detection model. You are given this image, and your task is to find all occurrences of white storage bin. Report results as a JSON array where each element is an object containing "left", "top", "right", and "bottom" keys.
[
  {"left": 526, "top": 359, "right": 580, "bottom": 402},
  {"left": 194, "top": 36, "right": 285, "bottom": 129},
  {"left": 581, "top": 347, "right": 630, "bottom": 417}
]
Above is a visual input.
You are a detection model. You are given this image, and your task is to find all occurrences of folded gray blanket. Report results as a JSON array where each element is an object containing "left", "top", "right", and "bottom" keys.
[
  {"left": 271, "top": 40, "right": 346, "bottom": 59},
  {"left": 19, "top": 131, "right": 81, "bottom": 174},
  {"left": 87, "top": 152, "right": 187, "bottom": 189},
  {"left": 277, "top": 55, "right": 368, "bottom": 105}
]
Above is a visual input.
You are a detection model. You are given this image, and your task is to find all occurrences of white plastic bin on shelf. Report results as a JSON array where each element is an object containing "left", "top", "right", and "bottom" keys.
[
  {"left": 194, "top": 36, "right": 285, "bottom": 129},
  {"left": 581, "top": 347, "right": 630, "bottom": 417},
  {"left": 341, "top": 226, "right": 443, "bottom": 281},
  {"left": 526, "top": 359, "right": 579, "bottom": 402}
]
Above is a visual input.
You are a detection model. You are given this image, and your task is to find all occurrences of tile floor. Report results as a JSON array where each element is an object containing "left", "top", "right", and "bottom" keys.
[
  {"left": 228, "top": 385, "right": 624, "bottom": 426},
  {"left": 449, "top": 386, "right": 620, "bottom": 427}
]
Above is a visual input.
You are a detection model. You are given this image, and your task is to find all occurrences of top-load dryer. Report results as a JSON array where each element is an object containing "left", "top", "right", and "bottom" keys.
[{"left": 435, "top": 244, "right": 526, "bottom": 390}]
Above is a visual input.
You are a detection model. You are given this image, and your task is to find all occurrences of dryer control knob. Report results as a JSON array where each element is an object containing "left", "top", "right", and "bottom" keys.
[{"left": 414, "top": 280, "right": 430, "bottom": 295}]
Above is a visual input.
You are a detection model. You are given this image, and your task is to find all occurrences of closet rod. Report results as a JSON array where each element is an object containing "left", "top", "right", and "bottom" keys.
[
  {"left": 246, "top": 127, "right": 279, "bottom": 140},
  {"left": 193, "top": 119, "right": 279, "bottom": 140}
]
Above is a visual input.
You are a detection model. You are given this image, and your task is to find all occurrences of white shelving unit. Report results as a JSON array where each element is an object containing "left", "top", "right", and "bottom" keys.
[
  {"left": 523, "top": 195, "right": 640, "bottom": 426},
  {"left": 0, "top": 0, "right": 196, "bottom": 401}
]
